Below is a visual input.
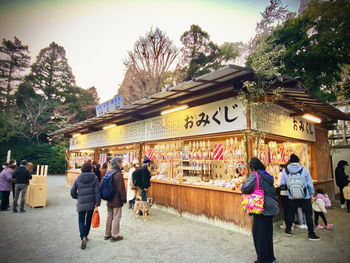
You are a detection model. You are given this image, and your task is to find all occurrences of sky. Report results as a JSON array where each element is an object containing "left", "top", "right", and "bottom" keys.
[{"left": 0, "top": 0, "right": 299, "bottom": 102}]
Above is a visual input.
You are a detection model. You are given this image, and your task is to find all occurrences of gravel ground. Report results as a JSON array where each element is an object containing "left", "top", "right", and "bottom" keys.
[{"left": 0, "top": 176, "right": 349, "bottom": 263}]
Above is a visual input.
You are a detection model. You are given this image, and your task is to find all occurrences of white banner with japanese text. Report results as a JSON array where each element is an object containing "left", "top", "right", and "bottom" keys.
[
  {"left": 250, "top": 104, "right": 316, "bottom": 142},
  {"left": 70, "top": 98, "right": 247, "bottom": 150}
]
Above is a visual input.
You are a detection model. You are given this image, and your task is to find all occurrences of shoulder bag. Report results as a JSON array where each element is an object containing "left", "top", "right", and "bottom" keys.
[{"left": 241, "top": 172, "right": 264, "bottom": 215}]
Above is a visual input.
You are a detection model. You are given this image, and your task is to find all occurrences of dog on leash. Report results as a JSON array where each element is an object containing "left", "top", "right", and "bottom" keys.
[{"left": 132, "top": 196, "right": 154, "bottom": 222}]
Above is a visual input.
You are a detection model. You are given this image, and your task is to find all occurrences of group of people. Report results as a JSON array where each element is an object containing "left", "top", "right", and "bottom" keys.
[
  {"left": 241, "top": 154, "right": 349, "bottom": 263},
  {"left": 70, "top": 156, "right": 153, "bottom": 249},
  {"left": 0, "top": 159, "right": 33, "bottom": 213}
]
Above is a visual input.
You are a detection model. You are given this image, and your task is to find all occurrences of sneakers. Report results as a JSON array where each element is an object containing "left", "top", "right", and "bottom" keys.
[
  {"left": 279, "top": 224, "right": 286, "bottom": 229},
  {"left": 341, "top": 204, "right": 346, "bottom": 209},
  {"left": 20, "top": 209, "right": 26, "bottom": 213},
  {"left": 325, "top": 224, "right": 333, "bottom": 229},
  {"left": 298, "top": 224, "right": 307, "bottom": 229},
  {"left": 13, "top": 209, "right": 18, "bottom": 213},
  {"left": 308, "top": 234, "right": 320, "bottom": 241},
  {"left": 285, "top": 231, "right": 292, "bottom": 237},
  {"left": 316, "top": 225, "right": 324, "bottom": 230}
]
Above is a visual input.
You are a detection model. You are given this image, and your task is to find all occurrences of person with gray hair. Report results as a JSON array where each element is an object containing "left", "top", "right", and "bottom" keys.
[{"left": 104, "top": 156, "right": 126, "bottom": 242}]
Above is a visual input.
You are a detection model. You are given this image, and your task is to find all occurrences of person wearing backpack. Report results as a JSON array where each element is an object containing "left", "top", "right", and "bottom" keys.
[
  {"left": 104, "top": 156, "right": 126, "bottom": 242},
  {"left": 281, "top": 154, "right": 320, "bottom": 241},
  {"left": 70, "top": 162, "right": 101, "bottom": 249}
]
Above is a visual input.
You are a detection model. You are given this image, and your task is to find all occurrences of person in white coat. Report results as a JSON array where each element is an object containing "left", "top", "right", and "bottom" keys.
[{"left": 127, "top": 159, "right": 139, "bottom": 209}]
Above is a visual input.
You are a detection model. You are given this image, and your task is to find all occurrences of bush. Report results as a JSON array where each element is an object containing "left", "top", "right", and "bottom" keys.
[{"left": 0, "top": 133, "right": 68, "bottom": 174}]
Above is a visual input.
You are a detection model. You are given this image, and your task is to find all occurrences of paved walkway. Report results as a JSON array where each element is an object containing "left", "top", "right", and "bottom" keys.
[{"left": 0, "top": 176, "right": 349, "bottom": 263}]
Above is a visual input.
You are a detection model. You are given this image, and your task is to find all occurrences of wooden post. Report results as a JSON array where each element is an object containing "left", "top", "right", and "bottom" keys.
[{"left": 246, "top": 107, "right": 253, "bottom": 176}]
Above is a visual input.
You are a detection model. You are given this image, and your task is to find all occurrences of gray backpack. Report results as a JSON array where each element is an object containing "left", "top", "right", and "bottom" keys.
[{"left": 287, "top": 168, "right": 306, "bottom": 199}]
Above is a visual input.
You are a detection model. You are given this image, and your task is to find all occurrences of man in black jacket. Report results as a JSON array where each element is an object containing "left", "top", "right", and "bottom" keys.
[
  {"left": 12, "top": 160, "right": 32, "bottom": 213},
  {"left": 335, "top": 160, "right": 349, "bottom": 211},
  {"left": 139, "top": 156, "right": 152, "bottom": 201}
]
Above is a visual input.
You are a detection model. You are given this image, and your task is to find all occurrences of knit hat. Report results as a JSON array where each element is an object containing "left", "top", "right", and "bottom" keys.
[
  {"left": 20, "top": 160, "right": 28, "bottom": 166},
  {"left": 289, "top": 154, "right": 299, "bottom": 163},
  {"left": 337, "top": 160, "right": 349, "bottom": 167},
  {"left": 143, "top": 156, "right": 151, "bottom": 163}
]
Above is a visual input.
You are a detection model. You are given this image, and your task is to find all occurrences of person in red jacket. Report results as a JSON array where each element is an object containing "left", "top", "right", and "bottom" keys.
[{"left": 104, "top": 156, "right": 126, "bottom": 242}]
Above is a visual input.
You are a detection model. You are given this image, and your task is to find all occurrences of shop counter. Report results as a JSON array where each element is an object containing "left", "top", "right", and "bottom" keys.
[
  {"left": 125, "top": 177, "right": 253, "bottom": 231},
  {"left": 67, "top": 170, "right": 80, "bottom": 186}
]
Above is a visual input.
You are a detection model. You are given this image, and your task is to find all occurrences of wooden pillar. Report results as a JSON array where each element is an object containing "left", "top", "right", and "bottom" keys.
[
  {"left": 246, "top": 107, "right": 253, "bottom": 176},
  {"left": 94, "top": 148, "right": 98, "bottom": 163}
]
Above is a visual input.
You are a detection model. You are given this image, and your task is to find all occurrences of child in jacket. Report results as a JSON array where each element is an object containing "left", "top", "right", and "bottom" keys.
[{"left": 312, "top": 189, "right": 333, "bottom": 229}]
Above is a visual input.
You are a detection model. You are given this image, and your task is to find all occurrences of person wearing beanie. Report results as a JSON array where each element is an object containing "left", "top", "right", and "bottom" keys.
[
  {"left": 139, "top": 156, "right": 152, "bottom": 201},
  {"left": 335, "top": 160, "right": 349, "bottom": 211},
  {"left": 104, "top": 156, "right": 126, "bottom": 242},
  {"left": 280, "top": 154, "right": 320, "bottom": 240},
  {"left": 12, "top": 160, "right": 32, "bottom": 213}
]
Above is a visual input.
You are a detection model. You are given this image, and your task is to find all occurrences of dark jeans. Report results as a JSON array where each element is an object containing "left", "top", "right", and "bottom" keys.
[
  {"left": 314, "top": 211, "right": 327, "bottom": 226},
  {"left": 140, "top": 188, "right": 148, "bottom": 201},
  {"left": 12, "top": 182, "right": 15, "bottom": 199},
  {"left": 286, "top": 199, "right": 315, "bottom": 236},
  {"left": 1, "top": 191, "right": 10, "bottom": 210},
  {"left": 78, "top": 210, "right": 93, "bottom": 240},
  {"left": 280, "top": 195, "right": 289, "bottom": 225},
  {"left": 252, "top": 215, "right": 276, "bottom": 263}
]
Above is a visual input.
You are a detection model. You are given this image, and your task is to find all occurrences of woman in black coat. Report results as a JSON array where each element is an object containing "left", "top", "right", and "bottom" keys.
[
  {"left": 71, "top": 162, "right": 101, "bottom": 249},
  {"left": 241, "top": 158, "right": 279, "bottom": 263},
  {"left": 335, "top": 160, "right": 349, "bottom": 211}
]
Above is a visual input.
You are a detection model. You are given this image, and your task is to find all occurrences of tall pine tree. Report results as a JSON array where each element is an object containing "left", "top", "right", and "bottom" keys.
[
  {"left": 0, "top": 37, "right": 30, "bottom": 110},
  {"left": 26, "top": 42, "right": 75, "bottom": 101}
]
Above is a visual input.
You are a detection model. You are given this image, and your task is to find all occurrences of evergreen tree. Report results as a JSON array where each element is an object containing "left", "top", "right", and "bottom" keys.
[
  {"left": 180, "top": 25, "right": 241, "bottom": 81},
  {"left": 26, "top": 42, "right": 75, "bottom": 101},
  {"left": 0, "top": 37, "right": 30, "bottom": 110}
]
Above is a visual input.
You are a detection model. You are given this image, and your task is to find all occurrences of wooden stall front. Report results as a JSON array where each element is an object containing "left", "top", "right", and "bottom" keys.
[{"left": 51, "top": 65, "right": 350, "bottom": 233}]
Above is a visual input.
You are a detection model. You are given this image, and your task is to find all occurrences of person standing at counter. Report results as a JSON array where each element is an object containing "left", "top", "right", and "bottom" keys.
[
  {"left": 139, "top": 156, "right": 152, "bottom": 201},
  {"left": 335, "top": 160, "right": 349, "bottom": 212},
  {"left": 281, "top": 154, "right": 319, "bottom": 240},
  {"left": 100, "top": 162, "right": 108, "bottom": 181},
  {"left": 241, "top": 158, "right": 279, "bottom": 263}
]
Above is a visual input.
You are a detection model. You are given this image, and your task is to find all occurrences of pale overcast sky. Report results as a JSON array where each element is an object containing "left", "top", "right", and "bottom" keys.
[{"left": 0, "top": 0, "right": 299, "bottom": 102}]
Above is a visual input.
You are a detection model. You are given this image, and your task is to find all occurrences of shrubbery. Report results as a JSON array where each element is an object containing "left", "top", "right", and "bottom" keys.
[{"left": 0, "top": 133, "right": 68, "bottom": 174}]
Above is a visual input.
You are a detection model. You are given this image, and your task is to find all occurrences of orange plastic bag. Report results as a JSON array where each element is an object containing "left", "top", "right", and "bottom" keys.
[{"left": 92, "top": 206, "right": 100, "bottom": 228}]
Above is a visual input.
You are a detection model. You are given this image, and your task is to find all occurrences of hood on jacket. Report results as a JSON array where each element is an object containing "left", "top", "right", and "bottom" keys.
[
  {"left": 258, "top": 170, "right": 274, "bottom": 183},
  {"left": 78, "top": 172, "right": 96, "bottom": 184},
  {"left": 287, "top": 163, "right": 303, "bottom": 174}
]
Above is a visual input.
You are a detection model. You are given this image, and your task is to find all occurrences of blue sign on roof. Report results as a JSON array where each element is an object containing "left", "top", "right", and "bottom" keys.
[{"left": 96, "top": 95, "right": 124, "bottom": 117}]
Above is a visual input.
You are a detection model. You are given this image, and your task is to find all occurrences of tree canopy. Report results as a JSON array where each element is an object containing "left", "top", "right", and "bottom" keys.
[
  {"left": 0, "top": 37, "right": 30, "bottom": 110},
  {"left": 247, "top": 0, "right": 350, "bottom": 101}
]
